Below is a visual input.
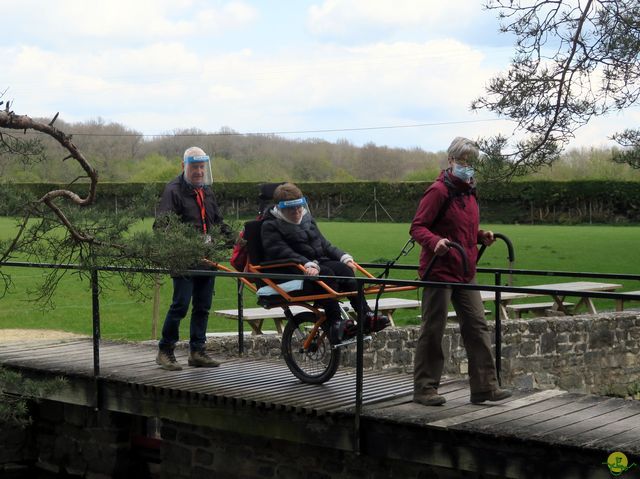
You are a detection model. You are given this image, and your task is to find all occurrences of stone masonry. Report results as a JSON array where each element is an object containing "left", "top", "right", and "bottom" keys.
[{"left": 205, "top": 311, "right": 640, "bottom": 396}]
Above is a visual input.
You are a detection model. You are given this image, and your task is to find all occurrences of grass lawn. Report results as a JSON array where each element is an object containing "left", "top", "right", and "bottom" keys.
[{"left": 0, "top": 217, "right": 639, "bottom": 340}]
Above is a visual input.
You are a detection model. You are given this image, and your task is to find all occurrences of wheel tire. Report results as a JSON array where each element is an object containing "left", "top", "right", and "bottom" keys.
[{"left": 281, "top": 311, "right": 341, "bottom": 384}]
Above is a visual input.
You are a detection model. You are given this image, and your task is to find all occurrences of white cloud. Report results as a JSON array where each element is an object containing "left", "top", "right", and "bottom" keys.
[
  {"left": 2, "top": 0, "right": 258, "bottom": 47},
  {"left": 3, "top": 34, "right": 508, "bottom": 150},
  {"left": 308, "top": 0, "right": 481, "bottom": 38},
  {"left": 4, "top": 1, "right": 636, "bottom": 152}
]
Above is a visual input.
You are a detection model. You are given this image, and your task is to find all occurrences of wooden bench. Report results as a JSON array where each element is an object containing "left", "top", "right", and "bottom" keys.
[
  {"left": 615, "top": 291, "right": 640, "bottom": 311},
  {"left": 505, "top": 301, "right": 575, "bottom": 319},
  {"left": 214, "top": 297, "right": 421, "bottom": 335}
]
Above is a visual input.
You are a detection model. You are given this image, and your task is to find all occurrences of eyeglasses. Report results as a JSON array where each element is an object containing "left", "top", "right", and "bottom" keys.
[{"left": 451, "top": 157, "right": 472, "bottom": 167}]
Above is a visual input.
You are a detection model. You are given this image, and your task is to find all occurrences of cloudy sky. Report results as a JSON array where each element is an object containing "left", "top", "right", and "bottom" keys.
[{"left": 3, "top": 0, "right": 638, "bottom": 152}]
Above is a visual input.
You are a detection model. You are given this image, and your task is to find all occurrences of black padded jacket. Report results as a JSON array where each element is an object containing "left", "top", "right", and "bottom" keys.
[{"left": 260, "top": 208, "right": 344, "bottom": 266}]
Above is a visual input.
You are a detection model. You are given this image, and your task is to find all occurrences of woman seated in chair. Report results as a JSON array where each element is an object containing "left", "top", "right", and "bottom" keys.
[{"left": 260, "top": 182, "right": 390, "bottom": 344}]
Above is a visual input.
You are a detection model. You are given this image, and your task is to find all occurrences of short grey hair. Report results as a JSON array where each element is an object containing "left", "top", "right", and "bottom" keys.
[
  {"left": 183, "top": 146, "right": 207, "bottom": 162},
  {"left": 447, "top": 137, "right": 479, "bottom": 163}
]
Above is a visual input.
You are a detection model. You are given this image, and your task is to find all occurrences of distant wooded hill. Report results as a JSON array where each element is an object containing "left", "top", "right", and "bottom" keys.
[{"left": 2, "top": 117, "right": 638, "bottom": 183}]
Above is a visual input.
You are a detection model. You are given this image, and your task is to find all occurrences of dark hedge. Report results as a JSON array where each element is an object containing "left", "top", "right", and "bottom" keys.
[{"left": 2, "top": 180, "right": 639, "bottom": 224}]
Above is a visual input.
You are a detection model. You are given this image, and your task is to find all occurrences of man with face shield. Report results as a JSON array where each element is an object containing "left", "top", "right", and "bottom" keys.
[
  {"left": 154, "top": 146, "right": 232, "bottom": 371},
  {"left": 184, "top": 150, "right": 213, "bottom": 188}
]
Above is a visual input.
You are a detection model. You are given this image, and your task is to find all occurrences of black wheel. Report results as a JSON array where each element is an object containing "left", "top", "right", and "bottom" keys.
[{"left": 281, "top": 311, "right": 341, "bottom": 384}]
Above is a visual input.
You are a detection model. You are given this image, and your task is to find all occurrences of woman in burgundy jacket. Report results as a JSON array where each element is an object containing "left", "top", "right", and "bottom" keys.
[{"left": 410, "top": 137, "right": 512, "bottom": 406}]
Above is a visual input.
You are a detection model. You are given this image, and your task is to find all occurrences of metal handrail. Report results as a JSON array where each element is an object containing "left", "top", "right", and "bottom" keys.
[{"left": 2, "top": 260, "right": 640, "bottom": 454}]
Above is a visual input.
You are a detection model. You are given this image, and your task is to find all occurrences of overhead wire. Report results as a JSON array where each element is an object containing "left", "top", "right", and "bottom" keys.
[{"left": 22, "top": 117, "right": 507, "bottom": 138}]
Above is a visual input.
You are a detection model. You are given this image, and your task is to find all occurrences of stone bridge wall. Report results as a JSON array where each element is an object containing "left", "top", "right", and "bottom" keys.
[{"left": 206, "top": 311, "right": 640, "bottom": 396}]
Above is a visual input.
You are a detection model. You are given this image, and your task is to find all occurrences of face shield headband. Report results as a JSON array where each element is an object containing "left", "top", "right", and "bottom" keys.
[
  {"left": 277, "top": 197, "right": 307, "bottom": 209},
  {"left": 185, "top": 155, "right": 210, "bottom": 164}
]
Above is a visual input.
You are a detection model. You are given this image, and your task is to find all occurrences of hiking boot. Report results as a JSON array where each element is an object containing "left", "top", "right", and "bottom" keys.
[
  {"left": 156, "top": 348, "right": 182, "bottom": 371},
  {"left": 470, "top": 388, "right": 512, "bottom": 404},
  {"left": 413, "top": 390, "right": 446, "bottom": 406},
  {"left": 329, "top": 320, "right": 344, "bottom": 345},
  {"left": 364, "top": 311, "right": 391, "bottom": 333},
  {"left": 343, "top": 319, "right": 358, "bottom": 339},
  {"left": 188, "top": 350, "right": 220, "bottom": 368}
]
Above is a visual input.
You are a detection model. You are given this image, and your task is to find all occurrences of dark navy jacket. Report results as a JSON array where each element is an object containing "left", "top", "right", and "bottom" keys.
[
  {"left": 260, "top": 209, "right": 344, "bottom": 266},
  {"left": 154, "top": 174, "right": 231, "bottom": 239}
]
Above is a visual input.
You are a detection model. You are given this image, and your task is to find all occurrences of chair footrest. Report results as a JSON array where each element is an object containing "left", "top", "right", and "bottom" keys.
[{"left": 331, "top": 335, "right": 372, "bottom": 349}]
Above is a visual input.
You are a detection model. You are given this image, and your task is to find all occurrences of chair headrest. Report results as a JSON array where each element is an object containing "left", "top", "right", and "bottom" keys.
[
  {"left": 258, "top": 182, "right": 285, "bottom": 215},
  {"left": 243, "top": 220, "right": 264, "bottom": 265}
]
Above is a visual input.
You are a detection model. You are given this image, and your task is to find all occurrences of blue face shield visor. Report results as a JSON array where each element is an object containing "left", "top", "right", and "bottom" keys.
[
  {"left": 183, "top": 155, "right": 213, "bottom": 186},
  {"left": 278, "top": 197, "right": 307, "bottom": 209},
  {"left": 184, "top": 155, "right": 210, "bottom": 164}
]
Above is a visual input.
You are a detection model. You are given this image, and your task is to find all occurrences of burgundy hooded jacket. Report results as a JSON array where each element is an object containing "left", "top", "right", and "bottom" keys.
[{"left": 410, "top": 170, "right": 486, "bottom": 283}]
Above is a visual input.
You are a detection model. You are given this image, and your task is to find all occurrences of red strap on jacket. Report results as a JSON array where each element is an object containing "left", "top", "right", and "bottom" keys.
[{"left": 194, "top": 188, "right": 207, "bottom": 234}]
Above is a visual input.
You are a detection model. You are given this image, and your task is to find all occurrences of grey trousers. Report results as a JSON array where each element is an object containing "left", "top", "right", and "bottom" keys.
[{"left": 414, "top": 283, "right": 498, "bottom": 395}]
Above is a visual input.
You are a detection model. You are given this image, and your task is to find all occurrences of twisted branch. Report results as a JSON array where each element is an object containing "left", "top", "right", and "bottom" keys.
[{"left": 0, "top": 105, "right": 101, "bottom": 246}]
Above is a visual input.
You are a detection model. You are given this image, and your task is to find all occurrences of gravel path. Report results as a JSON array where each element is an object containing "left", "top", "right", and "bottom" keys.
[{"left": 0, "top": 329, "right": 88, "bottom": 342}]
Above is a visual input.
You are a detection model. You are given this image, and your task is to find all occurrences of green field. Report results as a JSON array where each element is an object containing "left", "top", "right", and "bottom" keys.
[{"left": 0, "top": 217, "right": 639, "bottom": 340}]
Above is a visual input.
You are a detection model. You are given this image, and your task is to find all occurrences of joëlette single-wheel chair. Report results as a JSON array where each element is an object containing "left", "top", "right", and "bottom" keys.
[
  {"left": 217, "top": 217, "right": 418, "bottom": 384},
  {"left": 209, "top": 185, "right": 513, "bottom": 384},
  {"left": 211, "top": 231, "right": 511, "bottom": 385}
]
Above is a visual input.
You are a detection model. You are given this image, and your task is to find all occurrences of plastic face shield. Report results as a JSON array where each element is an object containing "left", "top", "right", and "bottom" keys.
[
  {"left": 277, "top": 197, "right": 307, "bottom": 210},
  {"left": 184, "top": 155, "right": 213, "bottom": 187}
]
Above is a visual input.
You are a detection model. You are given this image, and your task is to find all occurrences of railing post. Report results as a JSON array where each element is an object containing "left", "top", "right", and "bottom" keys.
[
  {"left": 494, "top": 271, "right": 502, "bottom": 386},
  {"left": 90, "top": 267, "right": 102, "bottom": 409},
  {"left": 354, "top": 281, "right": 365, "bottom": 455},
  {"left": 151, "top": 274, "right": 161, "bottom": 339},
  {"left": 237, "top": 279, "right": 244, "bottom": 355}
]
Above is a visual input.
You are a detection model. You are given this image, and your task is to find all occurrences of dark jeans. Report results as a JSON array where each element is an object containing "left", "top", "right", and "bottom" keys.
[
  {"left": 159, "top": 275, "right": 215, "bottom": 352},
  {"left": 297, "top": 260, "right": 366, "bottom": 325}
]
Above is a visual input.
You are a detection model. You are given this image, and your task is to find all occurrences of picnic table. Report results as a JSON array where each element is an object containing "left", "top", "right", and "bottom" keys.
[
  {"left": 214, "top": 281, "right": 624, "bottom": 333},
  {"left": 615, "top": 290, "right": 640, "bottom": 312},
  {"left": 479, "top": 281, "right": 623, "bottom": 319},
  {"left": 214, "top": 297, "right": 421, "bottom": 335}
]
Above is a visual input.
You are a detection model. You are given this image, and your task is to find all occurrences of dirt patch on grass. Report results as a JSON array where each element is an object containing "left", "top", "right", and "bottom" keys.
[{"left": 0, "top": 329, "right": 88, "bottom": 342}]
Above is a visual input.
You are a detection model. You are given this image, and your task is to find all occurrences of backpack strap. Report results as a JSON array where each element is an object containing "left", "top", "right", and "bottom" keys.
[{"left": 430, "top": 170, "right": 477, "bottom": 229}]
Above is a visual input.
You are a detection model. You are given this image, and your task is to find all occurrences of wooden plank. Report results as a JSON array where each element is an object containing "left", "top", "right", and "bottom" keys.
[
  {"left": 460, "top": 392, "right": 580, "bottom": 430},
  {"left": 534, "top": 401, "right": 640, "bottom": 441},
  {"left": 496, "top": 395, "right": 609, "bottom": 437},
  {"left": 506, "top": 301, "right": 573, "bottom": 310},
  {"left": 368, "top": 385, "right": 485, "bottom": 424},
  {"left": 583, "top": 423, "right": 640, "bottom": 454},
  {"left": 470, "top": 394, "right": 603, "bottom": 437},
  {"left": 427, "top": 389, "right": 567, "bottom": 429},
  {"left": 429, "top": 392, "right": 534, "bottom": 421},
  {"left": 522, "top": 398, "right": 629, "bottom": 438}
]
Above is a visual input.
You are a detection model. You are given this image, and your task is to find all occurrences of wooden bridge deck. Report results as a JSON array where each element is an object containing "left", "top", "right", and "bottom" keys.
[
  {"left": 1, "top": 338, "right": 639, "bottom": 476},
  {"left": 0, "top": 338, "right": 414, "bottom": 414}
]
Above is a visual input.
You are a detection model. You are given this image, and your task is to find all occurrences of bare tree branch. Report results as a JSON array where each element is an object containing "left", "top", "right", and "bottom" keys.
[
  {"left": 0, "top": 106, "right": 102, "bottom": 247},
  {"left": 473, "top": 0, "right": 640, "bottom": 179}
]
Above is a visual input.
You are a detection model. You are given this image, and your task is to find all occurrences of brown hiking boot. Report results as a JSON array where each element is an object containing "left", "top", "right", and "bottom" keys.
[
  {"left": 470, "top": 388, "right": 512, "bottom": 404},
  {"left": 364, "top": 312, "right": 391, "bottom": 333},
  {"left": 413, "top": 390, "right": 446, "bottom": 406},
  {"left": 156, "top": 348, "right": 183, "bottom": 371},
  {"left": 188, "top": 350, "right": 220, "bottom": 368}
]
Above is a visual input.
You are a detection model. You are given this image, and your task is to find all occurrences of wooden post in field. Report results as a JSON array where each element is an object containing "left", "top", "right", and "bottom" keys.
[
  {"left": 374, "top": 187, "right": 378, "bottom": 223},
  {"left": 152, "top": 275, "right": 161, "bottom": 339}
]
